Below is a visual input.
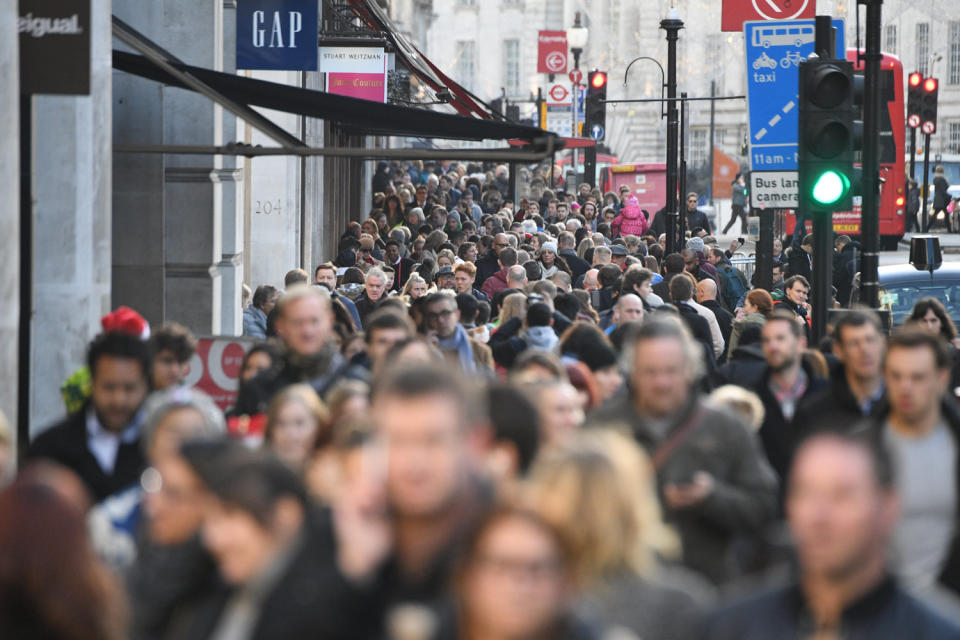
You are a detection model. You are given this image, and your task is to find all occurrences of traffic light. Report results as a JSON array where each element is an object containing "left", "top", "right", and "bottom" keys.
[
  {"left": 584, "top": 70, "right": 607, "bottom": 140},
  {"left": 907, "top": 71, "right": 923, "bottom": 129},
  {"left": 920, "top": 77, "right": 939, "bottom": 134},
  {"left": 798, "top": 58, "right": 860, "bottom": 212}
]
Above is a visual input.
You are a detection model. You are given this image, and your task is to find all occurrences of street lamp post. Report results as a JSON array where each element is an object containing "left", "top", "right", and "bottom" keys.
[
  {"left": 568, "top": 12, "right": 588, "bottom": 139},
  {"left": 660, "top": 7, "right": 683, "bottom": 255}
]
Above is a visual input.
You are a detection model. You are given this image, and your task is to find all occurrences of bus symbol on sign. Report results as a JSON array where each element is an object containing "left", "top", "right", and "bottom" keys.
[
  {"left": 922, "top": 120, "right": 936, "bottom": 135},
  {"left": 908, "top": 114, "right": 920, "bottom": 128},
  {"left": 751, "top": 24, "right": 814, "bottom": 48}
]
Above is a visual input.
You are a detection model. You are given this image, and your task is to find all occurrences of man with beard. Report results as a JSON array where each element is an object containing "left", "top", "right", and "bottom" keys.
[
  {"left": 753, "top": 311, "right": 827, "bottom": 486},
  {"left": 234, "top": 287, "right": 360, "bottom": 414}
]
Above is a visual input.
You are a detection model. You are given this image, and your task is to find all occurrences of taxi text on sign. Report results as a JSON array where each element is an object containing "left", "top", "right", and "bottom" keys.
[
  {"left": 237, "top": 0, "right": 319, "bottom": 70},
  {"left": 722, "top": 0, "right": 815, "bottom": 32}
]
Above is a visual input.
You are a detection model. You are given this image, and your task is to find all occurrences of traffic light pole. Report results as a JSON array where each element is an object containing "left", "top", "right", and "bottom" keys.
[
  {"left": 813, "top": 208, "right": 833, "bottom": 340},
  {"left": 661, "top": 11, "right": 683, "bottom": 256},
  {"left": 858, "top": 0, "right": 883, "bottom": 310},
  {"left": 909, "top": 127, "right": 917, "bottom": 182},
  {"left": 584, "top": 145, "right": 597, "bottom": 187},
  {"left": 921, "top": 133, "right": 932, "bottom": 231}
]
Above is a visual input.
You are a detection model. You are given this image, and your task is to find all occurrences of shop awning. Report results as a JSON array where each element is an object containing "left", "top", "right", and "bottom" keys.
[{"left": 113, "top": 50, "right": 552, "bottom": 143}]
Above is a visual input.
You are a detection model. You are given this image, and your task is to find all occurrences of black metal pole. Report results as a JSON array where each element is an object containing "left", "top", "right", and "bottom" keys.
[
  {"left": 679, "top": 92, "right": 688, "bottom": 242},
  {"left": 859, "top": 0, "right": 883, "bottom": 310},
  {"left": 584, "top": 144, "right": 597, "bottom": 187},
  {"left": 812, "top": 207, "right": 833, "bottom": 341},
  {"left": 708, "top": 80, "right": 716, "bottom": 207},
  {"left": 909, "top": 127, "right": 917, "bottom": 182},
  {"left": 757, "top": 207, "right": 774, "bottom": 292},
  {"left": 811, "top": 15, "right": 834, "bottom": 342},
  {"left": 18, "top": 95, "right": 33, "bottom": 459},
  {"left": 661, "top": 12, "right": 683, "bottom": 255},
  {"left": 921, "top": 133, "right": 931, "bottom": 231}
]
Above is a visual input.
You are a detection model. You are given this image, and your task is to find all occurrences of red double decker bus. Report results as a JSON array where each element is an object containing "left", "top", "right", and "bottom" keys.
[{"left": 788, "top": 51, "right": 906, "bottom": 248}]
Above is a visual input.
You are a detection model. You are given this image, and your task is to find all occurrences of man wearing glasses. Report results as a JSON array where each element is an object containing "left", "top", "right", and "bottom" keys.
[
  {"left": 423, "top": 291, "right": 493, "bottom": 374},
  {"left": 684, "top": 192, "right": 712, "bottom": 235}
]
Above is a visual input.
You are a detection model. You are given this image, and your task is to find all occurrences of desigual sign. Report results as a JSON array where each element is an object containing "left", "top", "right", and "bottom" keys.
[
  {"left": 19, "top": 0, "right": 90, "bottom": 95},
  {"left": 236, "top": 0, "right": 318, "bottom": 70}
]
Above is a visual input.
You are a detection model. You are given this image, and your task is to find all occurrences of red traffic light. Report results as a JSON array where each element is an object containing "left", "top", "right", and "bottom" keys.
[
  {"left": 924, "top": 77, "right": 938, "bottom": 92},
  {"left": 590, "top": 72, "right": 607, "bottom": 89},
  {"left": 908, "top": 72, "right": 922, "bottom": 87}
]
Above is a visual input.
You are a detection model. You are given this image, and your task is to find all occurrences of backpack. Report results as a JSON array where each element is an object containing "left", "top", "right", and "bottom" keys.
[{"left": 717, "top": 262, "right": 749, "bottom": 311}]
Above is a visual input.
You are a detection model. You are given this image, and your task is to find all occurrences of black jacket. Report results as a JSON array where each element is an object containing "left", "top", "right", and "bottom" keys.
[
  {"left": 792, "top": 364, "right": 887, "bottom": 438},
  {"left": 388, "top": 257, "right": 416, "bottom": 292},
  {"left": 26, "top": 408, "right": 145, "bottom": 502},
  {"left": 752, "top": 359, "right": 829, "bottom": 484},
  {"left": 475, "top": 250, "right": 501, "bottom": 290},
  {"left": 559, "top": 249, "right": 591, "bottom": 281},
  {"left": 234, "top": 347, "right": 361, "bottom": 414},
  {"left": 701, "top": 299, "right": 733, "bottom": 357},
  {"left": 713, "top": 344, "right": 767, "bottom": 389},
  {"left": 704, "top": 576, "right": 959, "bottom": 639},
  {"left": 166, "top": 508, "right": 380, "bottom": 640},
  {"left": 786, "top": 247, "right": 812, "bottom": 281},
  {"left": 354, "top": 291, "right": 383, "bottom": 326},
  {"left": 834, "top": 241, "right": 861, "bottom": 307},
  {"left": 685, "top": 208, "right": 712, "bottom": 234}
]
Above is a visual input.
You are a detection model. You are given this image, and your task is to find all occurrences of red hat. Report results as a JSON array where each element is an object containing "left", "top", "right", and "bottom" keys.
[{"left": 100, "top": 306, "right": 150, "bottom": 340}]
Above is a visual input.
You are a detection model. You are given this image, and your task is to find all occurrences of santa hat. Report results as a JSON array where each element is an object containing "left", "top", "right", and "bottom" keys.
[{"left": 100, "top": 306, "right": 150, "bottom": 340}]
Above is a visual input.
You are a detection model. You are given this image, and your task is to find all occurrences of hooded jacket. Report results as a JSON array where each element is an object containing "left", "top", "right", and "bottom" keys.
[{"left": 612, "top": 196, "right": 649, "bottom": 237}]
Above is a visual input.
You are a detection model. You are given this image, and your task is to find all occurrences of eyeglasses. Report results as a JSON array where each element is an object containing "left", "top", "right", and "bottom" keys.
[{"left": 425, "top": 309, "right": 456, "bottom": 321}]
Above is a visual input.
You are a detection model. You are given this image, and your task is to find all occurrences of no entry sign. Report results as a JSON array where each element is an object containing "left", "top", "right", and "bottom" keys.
[{"left": 722, "top": 0, "right": 815, "bottom": 32}]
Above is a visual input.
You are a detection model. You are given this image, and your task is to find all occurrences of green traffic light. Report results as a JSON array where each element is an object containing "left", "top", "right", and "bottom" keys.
[{"left": 811, "top": 170, "right": 850, "bottom": 206}]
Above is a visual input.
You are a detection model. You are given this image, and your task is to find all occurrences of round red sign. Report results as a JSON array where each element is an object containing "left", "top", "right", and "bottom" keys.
[
  {"left": 549, "top": 84, "right": 569, "bottom": 102},
  {"left": 568, "top": 68, "right": 583, "bottom": 84}
]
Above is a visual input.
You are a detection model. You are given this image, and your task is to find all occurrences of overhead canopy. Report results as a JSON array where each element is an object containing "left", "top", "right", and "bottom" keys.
[
  {"left": 345, "top": 0, "right": 496, "bottom": 120},
  {"left": 113, "top": 50, "right": 554, "bottom": 143}
]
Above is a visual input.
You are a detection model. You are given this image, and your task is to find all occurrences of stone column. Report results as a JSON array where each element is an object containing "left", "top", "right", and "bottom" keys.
[
  {"left": 113, "top": 0, "right": 226, "bottom": 336},
  {"left": 0, "top": 2, "right": 19, "bottom": 444},
  {"left": 219, "top": 0, "right": 244, "bottom": 335},
  {"left": 31, "top": 0, "right": 113, "bottom": 432}
]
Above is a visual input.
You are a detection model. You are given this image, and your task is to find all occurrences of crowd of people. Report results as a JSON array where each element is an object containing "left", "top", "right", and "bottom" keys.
[{"left": 5, "top": 159, "right": 960, "bottom": 639}]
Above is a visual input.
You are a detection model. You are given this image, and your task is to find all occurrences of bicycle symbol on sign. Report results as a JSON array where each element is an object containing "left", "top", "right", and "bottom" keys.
[{"left": 780, "top": 51, "right": 803, "bottom": 68}]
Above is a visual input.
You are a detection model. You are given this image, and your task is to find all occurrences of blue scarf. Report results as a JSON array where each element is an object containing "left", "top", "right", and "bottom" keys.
[{"left": 438, "top": 324, "right": 476, "bottom": 373}]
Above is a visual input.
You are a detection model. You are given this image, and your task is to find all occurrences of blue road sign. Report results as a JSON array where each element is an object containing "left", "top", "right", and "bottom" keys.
[
  {"left": 590, "top": 124, "right": 605, "bottom": 140},
  {"left": 744, "top": 19, "right": 844, "bottom": 172}
]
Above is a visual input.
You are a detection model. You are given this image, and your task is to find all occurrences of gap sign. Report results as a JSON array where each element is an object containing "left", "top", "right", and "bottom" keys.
[{"left": 237, "top": 0, "right": 318, "bottom": 70}]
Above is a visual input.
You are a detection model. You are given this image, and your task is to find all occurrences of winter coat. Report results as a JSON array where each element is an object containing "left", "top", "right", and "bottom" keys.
[
  {"left": 589, "top": 393, "right": 778, "bottom": 584},
  {"left": 612, "top": 197, "right": 649, "bottom": 237}
]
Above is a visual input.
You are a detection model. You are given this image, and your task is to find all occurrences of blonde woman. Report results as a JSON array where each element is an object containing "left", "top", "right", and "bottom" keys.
[
  {"left": 264, "top": 384, "right": 330, "bottom": 474},
  {"left": 401, "top": 273, "right": 430, "bottom": 302},
  {"left": 527, "top": 429, "right": 712, "bottom": 639},
  {"left": 577, "top": 237, "right": 594, "bottom": 260},
  {"left": 496, "top": 292, "right": 528, "bottom": 327}
]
